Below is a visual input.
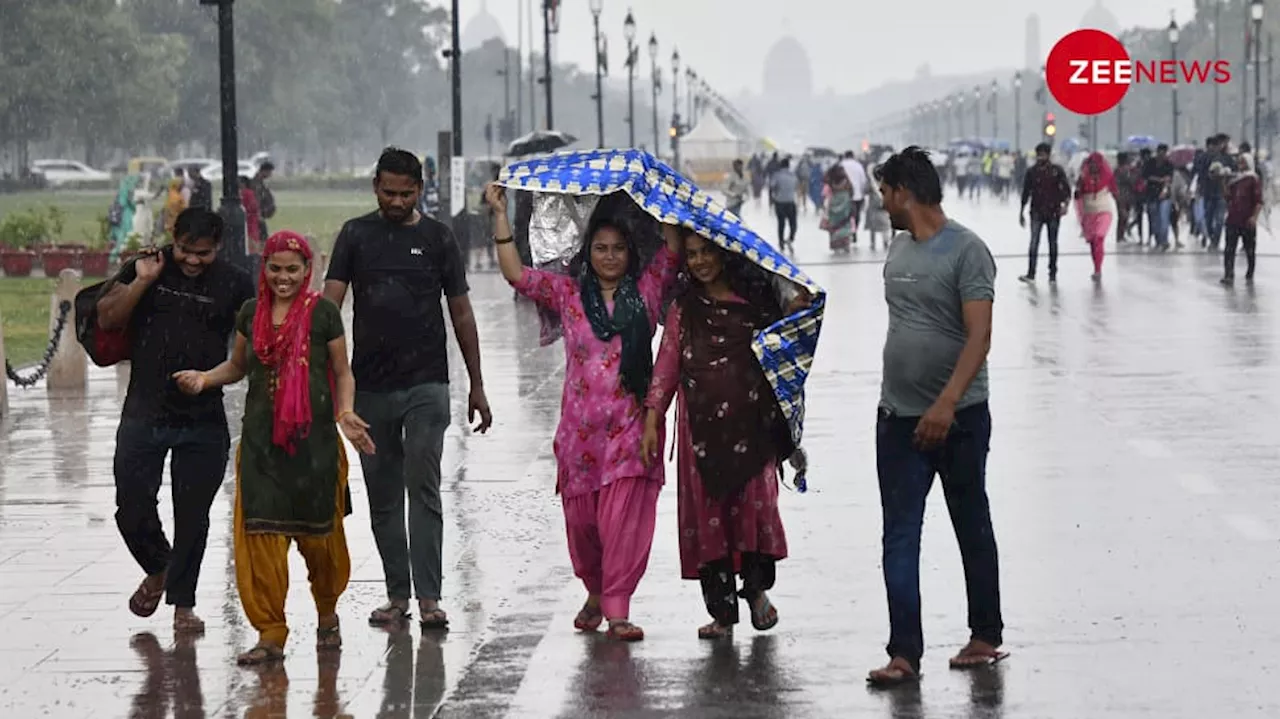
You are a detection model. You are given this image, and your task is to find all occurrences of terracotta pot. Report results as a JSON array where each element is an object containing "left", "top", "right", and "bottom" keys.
[
  {"left": 41, "top": 249, "right": 79, "bottom": 276},
  {"left": 81, "top": 250, "right": 111, "bottom": 277},
  {"left": 1, "top": 250, "right": 37, "bottom": 277}
]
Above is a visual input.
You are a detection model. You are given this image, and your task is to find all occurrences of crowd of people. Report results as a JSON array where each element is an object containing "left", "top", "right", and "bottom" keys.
[{"left": 86, "top": 144, "right": 1006, "bottom": 687}]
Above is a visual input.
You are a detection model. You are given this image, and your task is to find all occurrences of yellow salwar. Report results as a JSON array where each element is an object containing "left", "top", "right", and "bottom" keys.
[{"left": 233, "top": 443, "right": 352, "bottom": 648}]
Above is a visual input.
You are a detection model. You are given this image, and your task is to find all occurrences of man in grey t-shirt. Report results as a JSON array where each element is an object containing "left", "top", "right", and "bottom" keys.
[
  {"left": 769, "top": 157, "right": 799, "bottom": 251},
  {"left": 866, "top": 147, "right": 1006, "bottom": 687}
]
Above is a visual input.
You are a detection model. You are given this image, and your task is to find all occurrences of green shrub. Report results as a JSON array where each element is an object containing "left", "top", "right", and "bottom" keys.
[{"left": 0, "top": 207, "right": 59, "bottom": 249}]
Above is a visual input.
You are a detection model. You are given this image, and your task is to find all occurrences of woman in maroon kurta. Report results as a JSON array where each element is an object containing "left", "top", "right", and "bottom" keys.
[{"left": 642, "top": 230, "right": 796, "bottom": 639}]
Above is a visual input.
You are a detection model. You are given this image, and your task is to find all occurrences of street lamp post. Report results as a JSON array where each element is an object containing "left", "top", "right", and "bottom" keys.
[
  {"left": 1169, "top": 18, "right": 1180, "bottom": 144},
  {"left": 542, "top": 0, "right": 558, "bottom": 129},
  {"left": 649, "top": 33, "right": 660, "bottom": 153},
  {"left": 450, "top": 0, "right": 462, "bottom": 155},
  {"left": 990, "top": 79, "right": 999, "bottom": 142},
  {"left": 1014, "top": 72, "right": 1022, "bottom": 152},
  {"left": 973, "top": 85, "right": 981, "bottom": 138},
  {"left": 590, "top": 0, "right": 604, "bottom": 148},
  {"left": 624, "top": 10, "right": 636, "bottom": 147},
  {"left": 1214, "top": 0, "right": 1222, "bottom": 131},
  {"left": 687, "top": 69, "right": 697, "bottom": 124},
  {"left": 1253, "top": 0, "right": 1264, "bottom": 159},
  {"left": 198, "top": 0, "right": 246, "bottom": 270},
  {"left": 497, "top": 49, "right": 512, "bottom": 145},
  {"left": 671, "top": 49, "right": 682, "bottom": 169}
]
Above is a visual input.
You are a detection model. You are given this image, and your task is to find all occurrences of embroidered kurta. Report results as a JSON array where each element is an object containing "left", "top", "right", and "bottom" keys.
[
  {"left": 647, "top": 299, "right": 789, "bottom": 580},
  {"left": 512, "top": 246, "right": 679, "bottom": 498}
]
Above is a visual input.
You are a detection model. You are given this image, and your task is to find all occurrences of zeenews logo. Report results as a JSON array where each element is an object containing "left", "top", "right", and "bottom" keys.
[{"left": 1046, "top": 29, "right": 1232, "bottom": 115}]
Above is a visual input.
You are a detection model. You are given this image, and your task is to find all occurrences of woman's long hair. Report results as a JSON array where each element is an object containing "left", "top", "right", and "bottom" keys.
[{"left": 675, "top": 230, "right": 784, "bottom": 324}]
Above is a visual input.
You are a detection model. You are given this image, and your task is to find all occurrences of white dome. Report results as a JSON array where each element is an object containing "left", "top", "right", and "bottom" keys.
[
  {"left": 763, "top": 36, "right": 813, "bottom": 101},
  {"left": 463, "top": 1, "right": 506, "bottom": 51}
]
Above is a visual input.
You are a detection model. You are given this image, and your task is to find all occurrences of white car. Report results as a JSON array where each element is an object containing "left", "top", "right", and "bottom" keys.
[
  {"left": 203, "top": 160, "right": 258, "bottom": 182},
  {"left": 30, "top": 159, "right": 112, "bottom": 188}
]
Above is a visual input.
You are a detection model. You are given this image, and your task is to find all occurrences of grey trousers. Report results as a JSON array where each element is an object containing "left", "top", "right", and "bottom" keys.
[{"left": 356, "top": 382, "right": 451, "bottom": 601}]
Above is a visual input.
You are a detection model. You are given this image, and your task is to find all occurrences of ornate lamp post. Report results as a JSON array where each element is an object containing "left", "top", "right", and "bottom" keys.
[
  {"left": 973, "top": 85, "right": 981, "bottom": 138},
  {"left": 623, "top": 9, "right": 637, "bottom": 147},
  {"left": 1253, "top": 0, "right": 1265, "bottom": 157},
  {"left": 649, "top": 32, "right": 660, "bottom": 153},
  {"left": 671, "top": 49, "right": 682, "bottom": 168},
  {"left": 1169, "top": 17, "right": 1180, "bottom": 143},
  {"left": 590, "top": 0, "right": 604, "bottom": 147},
  {"left": 197, "top": 0, "right": 246, "bottom": 270}
]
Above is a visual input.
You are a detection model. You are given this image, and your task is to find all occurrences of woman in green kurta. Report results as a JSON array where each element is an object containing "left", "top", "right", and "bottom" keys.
[{"left": 175, "top": 231, "right": 375, "bottom": 666}]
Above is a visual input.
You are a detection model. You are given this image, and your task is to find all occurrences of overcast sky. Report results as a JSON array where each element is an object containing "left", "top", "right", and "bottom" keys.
[{"left": 471, "top": 0, "right": 1199, "bottom": 97}]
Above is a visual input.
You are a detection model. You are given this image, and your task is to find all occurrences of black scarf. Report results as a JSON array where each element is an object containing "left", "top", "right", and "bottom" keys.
[{"left": 580, "top": 270, "right": 652, "bottom": 403}]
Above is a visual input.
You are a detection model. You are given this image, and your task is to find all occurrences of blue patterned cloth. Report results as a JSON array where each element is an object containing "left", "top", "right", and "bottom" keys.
[{"left": 497, "top": 149, "right": 826, "bottom": 452}]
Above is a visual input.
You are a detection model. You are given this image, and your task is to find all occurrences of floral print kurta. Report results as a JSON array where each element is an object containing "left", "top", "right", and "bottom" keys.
[
  {"left": 647, "top": 299, "right": 789, "bottom": 580},
  {"left": 512, "top": 246, "right": 678, "bottom": 499}
]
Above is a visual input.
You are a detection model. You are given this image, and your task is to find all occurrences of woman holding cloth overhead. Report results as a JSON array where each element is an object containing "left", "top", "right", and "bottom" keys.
[
  {"left": 174, "top": 231, "right": 376, "bottom": 665},
  {"left": 641, "top": 230, "right": 803, "bottom": 639},
  {"left": 484, "top": 182, "right": 681, "bottom": 642}
]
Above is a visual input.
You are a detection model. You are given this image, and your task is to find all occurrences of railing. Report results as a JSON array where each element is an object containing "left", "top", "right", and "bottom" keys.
[{"left": 0, "top": 269, "right": 89, "bottom": 418}]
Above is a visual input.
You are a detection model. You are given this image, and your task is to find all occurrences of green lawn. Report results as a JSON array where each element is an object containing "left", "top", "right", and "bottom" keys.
[
  {"left": 0, "top": 188, "right": 375, "bottom": 253},
  {"left": 0, "top": 277, "right": 56, "bottom": 368}
]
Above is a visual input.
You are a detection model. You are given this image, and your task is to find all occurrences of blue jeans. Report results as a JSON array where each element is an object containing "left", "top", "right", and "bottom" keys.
[
  {"left": 875, "top": 402, "right": 1002, "bottom": 669},
  {"left": 1203, "top": 195, "right": 1226, "bottom": 247},
  {"left": 113, "top": 418, "right": 230, "bottom": 608},
  {"left": 1027, "top": 216, "right": 1060, "bottom": 279},
  {"left": 1148, "top": 199, "right": 1173, "bottom": 246}
]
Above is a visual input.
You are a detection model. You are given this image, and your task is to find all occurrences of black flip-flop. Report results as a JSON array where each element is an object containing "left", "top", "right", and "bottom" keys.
[{"left": 750, "top": 594, "right": 779, "bottom": 631}]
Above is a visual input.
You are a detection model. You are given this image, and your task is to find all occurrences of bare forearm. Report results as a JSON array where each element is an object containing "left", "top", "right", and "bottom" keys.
[
  {"left": 333, "top": 369, "right": 355, "bottom": 415},
  {"left": 939, "top": 334, "right": 991, "bottom": 406},
  {"left": 492, "top": 211, "right": 524, "bottom": 284},
  {"left": 202, "top": 360, "right": 246, "bottom": 389},
  {"left": 96, "top": 281, "right": 149, "bottom": 330},
  {"left": 454, "top": 319, "right": 485, "bottom": 389}
]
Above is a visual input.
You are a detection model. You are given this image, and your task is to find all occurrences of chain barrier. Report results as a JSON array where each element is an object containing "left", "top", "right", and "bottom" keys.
[{"left": 5, "top": 300, "right": 73, "bottom": 388}]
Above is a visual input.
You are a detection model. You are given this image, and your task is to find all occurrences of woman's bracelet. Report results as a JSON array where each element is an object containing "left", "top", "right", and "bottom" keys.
[
  {"left": 494, "top": 235, "right": 514, "bottom": 245},
  {"left": 337, "top": 410, "right": 355, "bottom": 422}
]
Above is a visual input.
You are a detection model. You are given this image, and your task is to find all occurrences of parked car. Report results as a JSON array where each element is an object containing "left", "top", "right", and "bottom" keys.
[
  {"left": 203, "top": 160, "right": 258, "bottom": 182},
  {"left": 29, "top": 159, "right": 111, "bottom": 188}
]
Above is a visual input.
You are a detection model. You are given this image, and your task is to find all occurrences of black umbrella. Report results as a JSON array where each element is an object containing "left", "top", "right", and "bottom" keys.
[{"left": 507, "top": 130, "right": 577, "bottom": 157}]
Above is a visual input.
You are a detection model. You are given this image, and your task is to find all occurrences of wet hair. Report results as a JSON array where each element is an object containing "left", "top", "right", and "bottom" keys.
[
  {"left": 1035, "top": 142, "right": 1052, "bottom": 155},
  {"left": 780, "top": 157, "right": 791, "bottom": 169},
  {"left": 375, "top": 147, "right": 423, "bottom": 185},
  {"left": 1240, "top": 141, "right": 1252, "bottom": 153},
  {"left": 873, "top": 146, "right": 942, "bottom": 206},
  {"left": 174, "top": 208, "right": 224, "bottom": 244},
  {"left": 1157, "top": 143, "right": 1169, "bottom": 152},
  {"left": 675, "top": 231, "right": 783, "bottom": 323},
  {"left": 1140, "top": 147, "right": 1153, "bottom": 158},
  {"left": 172, "top": 167, "right": 184, "bottom": 177},
  {"left": 1117, "top": 151, "right": 1131, "bottom": 165},
  {"left": 1205, "top": 136, "right": 1217, "bottom": 147}
]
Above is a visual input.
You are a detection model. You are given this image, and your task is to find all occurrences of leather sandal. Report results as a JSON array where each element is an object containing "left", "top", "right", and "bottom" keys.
[
  {"left": 574, "top": 603, "right": 603, "bottom": 632},
  {"left": 606, "top": 620, "right": 644, "bottom": 642}
]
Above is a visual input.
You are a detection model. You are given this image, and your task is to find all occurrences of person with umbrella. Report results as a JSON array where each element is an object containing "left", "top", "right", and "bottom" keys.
[{"left": 483, "top": 182, "right": 682, "bottom": 642}]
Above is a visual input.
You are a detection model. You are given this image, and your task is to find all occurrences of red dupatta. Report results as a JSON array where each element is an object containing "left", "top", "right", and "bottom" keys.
[{"left": 253, "top": 231, "right": 321, "bottom": 454}]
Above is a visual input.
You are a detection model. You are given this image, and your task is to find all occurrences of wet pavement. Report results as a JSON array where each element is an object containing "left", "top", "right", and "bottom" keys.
[{"left": 3, "top": 195, "right": 1280, "bottom": 717}]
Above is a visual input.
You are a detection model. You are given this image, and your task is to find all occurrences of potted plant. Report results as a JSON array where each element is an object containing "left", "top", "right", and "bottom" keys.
[
  {"left": 0, "top": 210, "right": 44, "bottom": 277},
  {"left": 34, "top": 206, "right": 78, "bottom": 276},
  {"left": 81, "top": 214, "right": 112, "bottom": 277}
]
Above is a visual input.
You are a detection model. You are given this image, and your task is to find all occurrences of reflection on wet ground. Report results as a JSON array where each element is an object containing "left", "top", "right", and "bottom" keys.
[{"left": 2, "top": 199, "right": 1280, "bottom": 716}]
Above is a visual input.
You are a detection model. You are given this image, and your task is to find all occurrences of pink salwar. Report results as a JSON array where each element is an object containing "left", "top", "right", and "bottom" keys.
[
  {"left": 561, "top": 476, "right": 662, "bottom": 619},
  {"left": 1077, "top": 198, "right": 1113, "bottom": 275}
]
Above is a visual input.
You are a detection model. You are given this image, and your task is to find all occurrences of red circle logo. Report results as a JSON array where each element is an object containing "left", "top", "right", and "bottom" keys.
[{"left": 1045, "top": 29, "right": 1131, "bottom": 115}]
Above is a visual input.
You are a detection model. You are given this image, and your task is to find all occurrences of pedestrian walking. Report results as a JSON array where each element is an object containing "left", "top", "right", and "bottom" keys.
[
  {"left": 96, "top": 208, "right": 256, "bottom": 634},
  {"left": 1142, "top": 144, "right": 1176, "bottom": 250},
  {"left": 640, "top": 230, "right": 808, "bottom": 640},
  {"left": 770, "top": 158, "right": 799, "bottom": 251},
  {"left": 1074, "top": 152, "right": 1117, "bottom": 281},
  {"left": 174, "top": 231, "right": 376, "bottom": 665},
  {"left": 840, "top": 151, "right": 869, "bottom": 241},
  {"left": 188, "top": 166, "right": 213, "bottom": 211},
  {"left": 725, "top": 159, "right": 749, "bottom": 217},
  {"left": 1018, "top": 143, "right": 1071, "bottom": 283},
  {"left": 865, "top": 147, "right": 1004, "bottom": 686},
  {"left": 863, "top": 172, "right": 892, "bottom": 249},
  {"left": 323, "top": 147, "right": 493, "bottom": 631},
  {"left": 820, "top": 164, "right": 855, "bottom": 253},
  {"left": 1221, "top": 153, "right": 1264, "bottom": 285},
  {"left": 1114, "top": 153, "right": 1138, "bottom": 244},
  {"left": 484, "top": 182, "right": 682, "bottom": 642}
]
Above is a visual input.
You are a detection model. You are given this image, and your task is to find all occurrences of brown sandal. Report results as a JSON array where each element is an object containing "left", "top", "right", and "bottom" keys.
[
  {"left": 574, "top": 603, "right": 603, "bottom": 632},
  {"left": 128, "top": 576, "right": 165, "bottom": 618},
  {"left": 317, "top": 618, "right": 342, "bottom": 651},
  {"left": 173, "top": 612, "right": 206, "bottom": 635},
  {"left": 949, "top": 641, "right": 1009, "bottom": 669},
  {"left": 236, "top": 643, "right": 285, "bottom": 666},
  {"left": 867, "top": 658, "right": 920, "bottom": 687},
  {"left": 697, "top": 621, "right": 733, "bottom": 640},
  {"left": 606, "top": 620, "right": 644, "bottom": 642}
]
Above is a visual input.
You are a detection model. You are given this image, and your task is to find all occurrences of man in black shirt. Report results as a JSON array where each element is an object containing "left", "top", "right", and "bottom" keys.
[
  {"left": 324, "top": 147, "right": 492, "bottom": 629},
  {"left": 1143, "top": 144, "right": 1176, "bottom": 250},
  {"left": 188, "top": 165, "right": 214, "bottom": 211},
  {"left": 97, "top": 208, "right": 255, "bottom": 634},
  {"left": 1017, "top": 143, "right": 1072, "bottom": 283}
]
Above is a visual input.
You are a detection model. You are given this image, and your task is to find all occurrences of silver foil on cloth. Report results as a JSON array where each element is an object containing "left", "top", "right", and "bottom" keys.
[{"left": 529, "top": 194, "right": 600, "bottom": 265}]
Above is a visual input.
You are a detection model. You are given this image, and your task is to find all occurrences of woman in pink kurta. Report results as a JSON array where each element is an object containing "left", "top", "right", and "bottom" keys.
[
  {"left": 486, "top": 184, "right": 681, "bottom": 642},
  {"left": 642, "top": 231, "right": 796, "bottom": 640}
]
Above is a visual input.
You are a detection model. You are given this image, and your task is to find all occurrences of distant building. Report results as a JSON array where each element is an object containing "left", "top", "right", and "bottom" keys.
[
  {"left": 1025, "top": 14, "right": 1041, "bottom": 70},
  {"left": 463, "top": 0, "right": 506, "bottom": 51},
  {"left": 1079, "top": 0, "right": 1121, "bottom": 34},
  {"left": 763, "top": 36, "right": 813, "bottom": 103}
]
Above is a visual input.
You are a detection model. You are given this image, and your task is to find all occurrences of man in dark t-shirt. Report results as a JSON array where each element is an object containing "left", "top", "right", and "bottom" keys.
[
  {"left": 96, "top": 207, "right": 255, "bottom": 634},
  {"left": 324, "top": 147, "right": 492, "bottom": 629},
  {"left": 1142, "top": 144, "right": 1175, "bottom": 250}
]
